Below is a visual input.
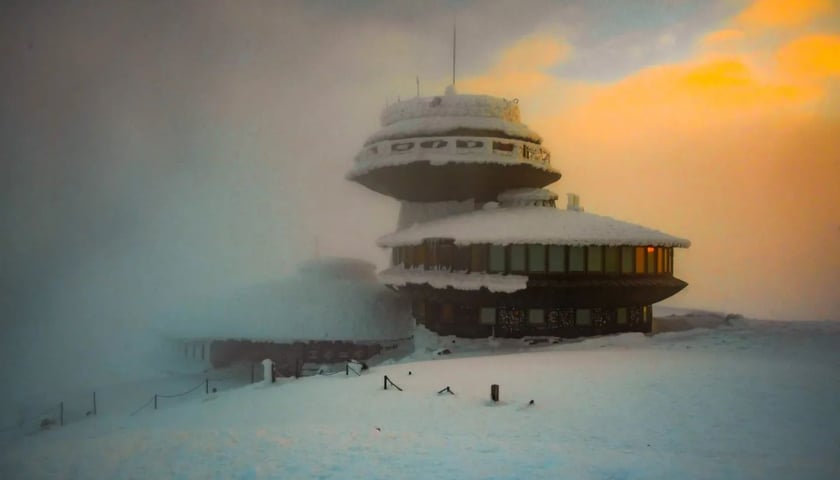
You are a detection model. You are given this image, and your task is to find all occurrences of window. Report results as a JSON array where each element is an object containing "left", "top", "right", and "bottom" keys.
[
  {"left": 441, "top": 304, "right": 454, "bottom": 322},
  {"left": 415, "top": 245, "right": 427, "bottom": 268},
  {"left": 646, "top": 247, "right": 655, "bottom": 273},
  {"left": 456, "top": 139, "right": 484, "bottom": 149},
  {"left": 471, "top": 245, "right": 487, "bottom": 272},
  {"left": 489, "top": 245, "right": 506, "bottom": 273},
  {"left": 528, "top": 245, "right": 546, "bottom": 272},
  {"left": 426, "top": 243, "right": 438, "bottom": 269},
  {"left": 510, "top": 245, "right": 526, "bottom": 272},
  {"left": 454, "top": 246, "right": 471, "bottom": 272},
  {"left": 587, "top": 246, "right": 603, "bottom": 273},
  {"left": 492, "top": 141, "right": 515, "bottom": 153},
  {"left": 657, "top": 247, "right": 664, "bottom": 273},
  {"left": 438, "top": 243, "right": 456, "bottom": 271},
  {"left": 621, "top": 246, "right": 634, "bottom": 273},
  {"left": 480, "top": 307, "right": 496, "bottom": 325},
  {"left": 420, "top": 139, "right": 447, "bottom": 149},
  {"left": 569, "top": 246, "right": 585, "bottom": 272},
  {"left": 616, "top": 307, "right": 628, "bottom": 324},
  {"left": 668, "top": 248, "right": 674, "bottom": 273},
  {"left": 635, "top": 247, "right": 646, "bottom": 274},
  {"left": 575, "top": 309, "right": 592, "bottom": 326},
  {"left": 605, "top": 247, "right": 620, "bottom": 274},
  {"left": 548, "top": 245, "right": 566, "bottom": 272},
  {"left": 528, "top": 309, "right": 545, "bottom": 324},
  {"left": 391, "top": 141, "right": 414, "bottom": 153}
]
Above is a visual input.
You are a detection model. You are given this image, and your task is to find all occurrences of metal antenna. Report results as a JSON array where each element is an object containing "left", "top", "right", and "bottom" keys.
[{"left": 452, "top": 17, "right": 457, "bottom": 86}]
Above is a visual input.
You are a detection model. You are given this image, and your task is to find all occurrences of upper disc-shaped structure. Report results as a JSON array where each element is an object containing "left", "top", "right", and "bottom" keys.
[{"left": 347, "top": 88, "right": 561, "bottom": 202}]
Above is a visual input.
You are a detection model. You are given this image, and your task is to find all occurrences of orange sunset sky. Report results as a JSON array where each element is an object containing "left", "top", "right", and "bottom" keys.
[{"left": 456, "top": 0, "right": 840, "bottom": 320}]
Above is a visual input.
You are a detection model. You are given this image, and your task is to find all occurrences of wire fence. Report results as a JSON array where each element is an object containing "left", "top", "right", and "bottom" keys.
[{"left": 1, "top": 360, "right": 369, "bottom": 441}]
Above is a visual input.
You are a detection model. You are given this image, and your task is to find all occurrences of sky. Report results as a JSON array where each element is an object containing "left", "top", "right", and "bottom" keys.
[{"left": 0, "top": 0, "right": 838, "bottom": 400}]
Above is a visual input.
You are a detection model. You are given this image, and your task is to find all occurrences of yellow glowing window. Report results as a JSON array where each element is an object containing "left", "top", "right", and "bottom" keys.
[
  {"left": 646, "top": 247, "right": 655, "bottom": 273},
  {"left": 635, "top": 247, "right": 646, "bottom": 274},
  {"left": 657, "top": 248, "right": 664, "bottom": 273}
]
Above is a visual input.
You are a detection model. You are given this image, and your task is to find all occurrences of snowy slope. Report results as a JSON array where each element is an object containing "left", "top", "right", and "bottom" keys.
[{"left": 2, "top": 317, "right": 839, "bottom": 479}]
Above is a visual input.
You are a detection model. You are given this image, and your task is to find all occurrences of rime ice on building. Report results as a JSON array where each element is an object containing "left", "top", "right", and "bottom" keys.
[{"left": 348, "top": 86, "right": 690, "bottom": 338}]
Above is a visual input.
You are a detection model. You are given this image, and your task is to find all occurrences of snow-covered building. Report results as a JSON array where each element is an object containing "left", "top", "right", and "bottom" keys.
[
  {"left": 347, "top": 86, "right": 690, "bottom": 338},
  {"left": 165, "top": 258, "right": 414, "bottom": 374}
]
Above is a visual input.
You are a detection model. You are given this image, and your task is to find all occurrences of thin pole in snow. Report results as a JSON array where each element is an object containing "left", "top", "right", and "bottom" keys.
[
  {"left": 93, "top": 391, "right": 97, "bottom": 415},
  {"left": 416, "top": 75, "right": 420, "bottom": 97}
]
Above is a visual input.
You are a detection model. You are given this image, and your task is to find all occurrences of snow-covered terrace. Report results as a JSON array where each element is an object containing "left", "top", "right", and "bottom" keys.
[
  {"left": 379, "top": 267, "right": 528, "bottom": 293},
  {"left": 348, "top": 135, "right": 556, "bottom": 179},
  {"left": 378, "top": 206, "right": 691, "bottom": 248}
]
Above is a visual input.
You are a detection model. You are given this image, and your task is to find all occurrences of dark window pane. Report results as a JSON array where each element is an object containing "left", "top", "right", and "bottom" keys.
[
  {"left": 528, "top": 245, "right": 546, "bottom": 272},
  {"left": 489, "top": 245, "right": 505, "bottom": 273},
  {"left": 605, "top": 247, "right": 620, "bottom": 274},
  {"left": 569, "top": 246, "right": 585, "bottom": 272},
  {"left": 548, "top": 245, "right": 565, "bottom": 272},
  {"left": 587, "top": 246, "right": 603, "bottom": 273},
  {"left": 510, "top": 245, "right": 526, "bottom": 272}
]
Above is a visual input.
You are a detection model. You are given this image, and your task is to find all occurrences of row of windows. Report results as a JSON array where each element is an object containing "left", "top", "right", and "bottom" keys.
[
  {"left": 393, "top": 243, "right": 675, "bottom": 275},
  {"left": 416, "top": 302, "right": 652, "bottom": 328},
  {"left": 361, "top": 137, "right": 551, "bottom": 164}
]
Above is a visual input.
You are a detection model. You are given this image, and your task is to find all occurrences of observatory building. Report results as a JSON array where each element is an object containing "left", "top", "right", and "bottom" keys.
[{"left": 347, "top": 86, "right": 690, "bottom": 338}]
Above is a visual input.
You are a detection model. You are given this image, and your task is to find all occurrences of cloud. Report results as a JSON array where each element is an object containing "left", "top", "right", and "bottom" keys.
[
  {"left": 459, "top": 34, "right": 571, "bottom": 97},
  {"left": 777, "top": 34, "right": 840, "bottom": 79},
  {"left": 700, "top": 28, "right": 746, "bottom": 47},
  {"left": 734, "top": 0, "right": 835, "bottom": 29},
  {"left": 459, "top": 0, "right": 840, "bottom": 320}
]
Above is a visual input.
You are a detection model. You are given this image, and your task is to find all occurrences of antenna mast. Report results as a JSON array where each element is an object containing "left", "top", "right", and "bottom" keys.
[{"left": 452, "top": 18, "right": 457, "bottom": 86}]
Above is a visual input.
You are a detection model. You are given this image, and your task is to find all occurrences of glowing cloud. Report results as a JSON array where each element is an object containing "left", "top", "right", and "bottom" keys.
[{"left": 735, "top": 0, "right": 835, "bottom": 29}]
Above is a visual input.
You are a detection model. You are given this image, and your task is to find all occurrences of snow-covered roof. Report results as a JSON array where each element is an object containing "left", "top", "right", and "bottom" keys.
[
  {"left": 497, "top": 188, "right": 558, "bottom": 203},
  {"left": 365, "top": 116, "right": 542, "bottom": 145},
  {"left": 381, "top": 93, "right": 521, "bottom": 126},
  {"left": 379, "top": 266, "right": 528, "bottom": 293},
  {"left": 378, "top": 207, "right": 691, "bottom": 248}
]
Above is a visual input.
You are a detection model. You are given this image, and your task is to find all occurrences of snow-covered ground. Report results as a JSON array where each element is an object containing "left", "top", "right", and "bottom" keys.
[{"left": 1, "top": 313, "right": 839, "bottom": 479}]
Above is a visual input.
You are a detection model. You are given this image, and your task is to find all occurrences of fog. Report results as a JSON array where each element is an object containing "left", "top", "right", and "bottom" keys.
[{"left": 1, "top": 1, "right": 837, "bottom": 407}]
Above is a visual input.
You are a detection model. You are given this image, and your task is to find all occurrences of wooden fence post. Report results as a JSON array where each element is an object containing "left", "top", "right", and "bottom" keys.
[
  {"left": 491, "top": 384, "right": 500, "bottom": 402},
  {"left": 154, "top": 395, "right": 158, "bottom": 410},
  {"left": 205, "top": 378, "right": 209, "bottom": 394}
]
